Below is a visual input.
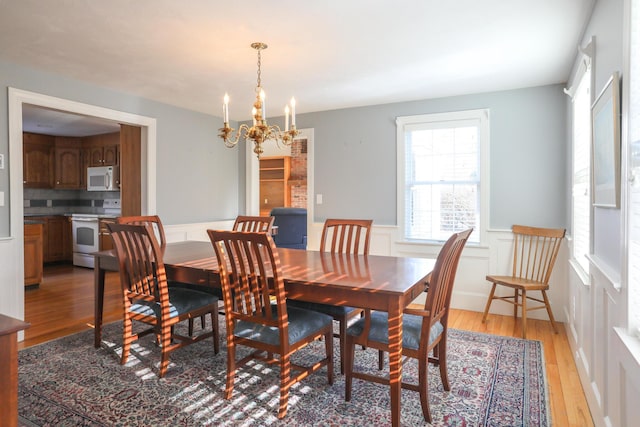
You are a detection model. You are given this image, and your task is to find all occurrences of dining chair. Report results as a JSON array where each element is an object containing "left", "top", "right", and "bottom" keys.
[
  {"left": 344, "top": 228, "right": 472, "bottom": 423},
  {"left": 117, "top": 214, "right": 207, "bottom": 334},
  {"left": 116, "top": 215, "right": 166, "bottom": 251},
  {"left": 107, "top": 222, "right": 220, "bottom": 378},
  {"left": 207, "top": 229, "right": 334, "bottom": 419},
  {"left": 288, "top": 218, "right": 372, "bottom": 374},
  {"left": 232, "top": 215, "right": 275, "bottom": 233},
  {"left": 482, "top": 224, "right": 566, "bottom": 338}
]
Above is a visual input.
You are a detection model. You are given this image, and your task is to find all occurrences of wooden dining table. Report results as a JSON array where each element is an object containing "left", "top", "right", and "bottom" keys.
[{"left": 93, "top": 240, "right": 434, "bottom": 427}]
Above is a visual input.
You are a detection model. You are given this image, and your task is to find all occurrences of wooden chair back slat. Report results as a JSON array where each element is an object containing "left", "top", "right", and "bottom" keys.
[
  {"left": 233, "top": 215, "right": 275, "bottom": 233},
  {"left": 511, "top": 224, "right": 565, "bottom": 285},
  {"left": 421, "top": 228, "right": 473, "bottom": 345},
  {"left": 117, "top": 215, "right": 166, "bottom": 251},
  {"left": 108, "top": 222, "right": 169, "bottom": 314},
  {"left": 320, "top": 219, "right": 373, "bottom": 255},
  {"left": 209, "top": 230, "right": 286, "bottom": 331}
]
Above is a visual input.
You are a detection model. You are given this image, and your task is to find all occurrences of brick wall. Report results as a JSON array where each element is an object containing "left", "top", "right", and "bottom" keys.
[{"left": 290, "top": 138, "right": 307, "bottom": 209}]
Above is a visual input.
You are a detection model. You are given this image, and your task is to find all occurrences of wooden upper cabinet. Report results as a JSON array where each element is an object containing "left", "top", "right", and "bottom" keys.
[
  {"left": 23, "top": 132, "right": 54, "bottom": 188},
  {"left": 53, "top": 137, "right": 82, "bottom": 189},
  {"left": 103, "top": 144, "right": 119, "bottom": 166},
  {"left": 83, "top": 132, "right": 120, "bottom": 166}
]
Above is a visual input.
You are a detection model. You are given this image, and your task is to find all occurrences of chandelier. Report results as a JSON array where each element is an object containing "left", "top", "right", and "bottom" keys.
[{"left": 219, "top": 42, "right": 299, "bottom": 158}]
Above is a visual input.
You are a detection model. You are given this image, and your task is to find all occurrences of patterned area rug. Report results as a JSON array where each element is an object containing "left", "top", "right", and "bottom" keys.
[{"left": 18, "top": 321, "right": 549, "bottom": 426}]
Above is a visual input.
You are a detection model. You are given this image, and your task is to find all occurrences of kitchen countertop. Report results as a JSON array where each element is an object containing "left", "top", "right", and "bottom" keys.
[{"left": 24, "top": 219, "right": 45, "bottom": 225}]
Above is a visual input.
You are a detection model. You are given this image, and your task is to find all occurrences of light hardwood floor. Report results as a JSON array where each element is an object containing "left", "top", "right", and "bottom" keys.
[{"left": 20, "top": 263, "right": 594, "bottom": 426}]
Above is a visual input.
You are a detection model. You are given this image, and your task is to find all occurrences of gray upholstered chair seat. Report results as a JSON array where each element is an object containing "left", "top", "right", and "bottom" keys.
[
  {"left": 168, "top": 281, "right": 223, "bottom": 299},
  {"left": 346, "top": 311, "right": 444, "bottom": 351},
  {"left": 131, "top": 286, "right": 218, "bottom": 318},
  {"left": 287, "top": 299, "right": 359, "bottom": 317},
  {"left": 235, "top": 305, "right": 333, "bottom": 346}
]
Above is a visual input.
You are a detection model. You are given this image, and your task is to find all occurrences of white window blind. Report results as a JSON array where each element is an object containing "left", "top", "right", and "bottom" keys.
[
  {"left": 398, "top": 110, "right": 487, "bottom": 244},
  {"left": 628, "top": 0, "right": 640, "bottom": 335},
  {"left": 572, "top": 69, "right": 592, "bottom": 273}
]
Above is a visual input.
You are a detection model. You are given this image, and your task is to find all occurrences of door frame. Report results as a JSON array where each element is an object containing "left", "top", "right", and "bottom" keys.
[
  {"left": 246, "top": 128, "right": 314, "bottom": 231},
  {"left": 8, "top": 87, "right": 157, "bottom": 330}
]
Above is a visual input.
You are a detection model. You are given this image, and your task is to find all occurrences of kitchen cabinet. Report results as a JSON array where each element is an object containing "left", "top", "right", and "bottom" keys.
[
  {"left": 99, "top": 218, "right": 116, "bottom": 251},
  {"left": 24, "top": 222, "right": 44, "bottom": 286},
  {"left": 53, "top": 137, "right": 82, "bottom": 189},
  {"left": 23, "top": 132, "right": 54, "bottom": 188},
  {"left": 43, "top": 216, "right": 72, "bottom": 263},
  {"left": 83, "top": 132, "right": 120, "bottom": 166},
  {"left": 259, "top": 156, "right": 291, "bottom": 216},
  {"left": 88, "top": 145, "right": 119, "bottom": 166}
]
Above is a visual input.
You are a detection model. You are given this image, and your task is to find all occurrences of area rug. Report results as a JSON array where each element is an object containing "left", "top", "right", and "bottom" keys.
[{"left": 18, "top": 321, "right": 549, "bottom": 426}]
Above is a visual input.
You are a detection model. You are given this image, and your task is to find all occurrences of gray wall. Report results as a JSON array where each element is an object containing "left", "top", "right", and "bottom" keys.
[
  {"left": 244, "top": 84, "right": 568, "bottom": 230},
  {"left": 0, "top": 59, "right": 241, "bottom": 236}
]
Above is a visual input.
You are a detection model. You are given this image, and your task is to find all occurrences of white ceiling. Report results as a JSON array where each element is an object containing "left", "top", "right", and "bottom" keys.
[{"left": 1, "top": 1, "right": 594, "bottom": 132}]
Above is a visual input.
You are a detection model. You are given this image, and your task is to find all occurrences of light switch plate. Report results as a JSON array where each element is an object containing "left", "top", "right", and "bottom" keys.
[
  {"left": 0, "top": 191, "right": 4, "bottom": 207},
  {"left": 0, "top": 153, "right": 4, "bottom": 169}
]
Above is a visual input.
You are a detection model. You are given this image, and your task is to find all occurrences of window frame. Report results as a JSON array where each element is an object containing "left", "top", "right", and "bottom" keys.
[
  {"left": 396, "top": 109, "right": 489, "bottom": 246},
  {"left": 569, "top": 63, "right": 593, "bottom": 280}
]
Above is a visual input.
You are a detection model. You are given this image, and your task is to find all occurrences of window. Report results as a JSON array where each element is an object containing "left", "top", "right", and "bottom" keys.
[
  {"left": 397, "top": 110, "right": 488, "bottom": 244},
  {"left": 570, "top": 66, "right": 592, "bottom": 274}
]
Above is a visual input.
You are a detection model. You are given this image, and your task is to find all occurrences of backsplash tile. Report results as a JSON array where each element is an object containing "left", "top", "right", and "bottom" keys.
[{"left": 23, "top": 189, "right": 120, "bottom": 216}]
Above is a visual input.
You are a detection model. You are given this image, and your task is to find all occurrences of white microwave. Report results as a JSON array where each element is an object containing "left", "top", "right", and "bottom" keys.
[{"left": 87, "top": 166, "right": 119, "bottom": 191}]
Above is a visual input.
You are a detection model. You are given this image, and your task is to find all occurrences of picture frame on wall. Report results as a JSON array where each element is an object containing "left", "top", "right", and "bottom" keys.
[{"left": 591, "top": 71, "right": 621, "bottom": 208}]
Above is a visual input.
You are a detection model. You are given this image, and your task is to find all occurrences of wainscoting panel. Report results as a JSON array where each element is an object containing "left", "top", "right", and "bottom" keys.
[
  {"left": 565, "top": 253, "right": 639, "bottom": 427},
  {"left": 164, "top": 220, "right": 235, "bottom": 243},
  {"left": 0, "top": 237, "right": 24, "bottom": 340}
]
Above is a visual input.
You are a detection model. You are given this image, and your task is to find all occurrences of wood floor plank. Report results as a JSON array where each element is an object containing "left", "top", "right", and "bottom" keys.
[{"left": 18, "top": 263, "right": 594, "bottom": 426}]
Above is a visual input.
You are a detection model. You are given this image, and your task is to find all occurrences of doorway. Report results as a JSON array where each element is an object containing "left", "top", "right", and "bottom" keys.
[
  {"left": 8, "top": 87, "right": 157, "bottom": 338},
  {"left": 247, "top": 128, "right": 314, "bottom": 235}
]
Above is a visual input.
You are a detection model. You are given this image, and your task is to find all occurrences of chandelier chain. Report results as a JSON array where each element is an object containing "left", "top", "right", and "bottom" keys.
[{"left": 256, "top": 48, "right": 262, "bottom": 89}]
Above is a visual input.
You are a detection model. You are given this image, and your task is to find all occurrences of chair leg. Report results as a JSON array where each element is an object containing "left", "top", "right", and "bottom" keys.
[
  {"left": 121, "top": 316, "right": 132, "bottom": 365},
  {"left": 211, "top": 311, "right": 220, "bottom": 354},
  {"left": 188, "top": 318, "right": 194, "bottom": 337},
  {"left": 437, "top": 337, "right": 450, "bottom": 391},
  {"left": 521, "top": 290, "right": 527, "bottom": 339},
  {"left": 514, "top": 289, "right": 519, "bottom": 319},
  {"left": 482, "top": 283, "right": 497, "bottom": 323},
  {"left": 278, "top": 354, "right": 292, "bottom": 419},
  {"left": 541, "top": 290, "right": 559, "bottom": 333},
  {"left": 200, "top": 315, "right": 206, "bottom": 329},
  {"left": 325, "top": 330, "right": 334, "bottom": 385},
  {"left": 158, "top": 323, "right": 172, "bottom": 378},
  {"left": 224, "top": 339, "right": 236, "bottom": 400},
  {"left": 378, "top": 350, "right": 384, "bottom": 370},
  {"left": 344, "top": 334, "right": 355, "bottom": 402},
  {"left": 418, "top": 348, "right": 432, "bottom": 423},
  {"left": 339, "top": 319, "right": 347, "bottom": 375}
]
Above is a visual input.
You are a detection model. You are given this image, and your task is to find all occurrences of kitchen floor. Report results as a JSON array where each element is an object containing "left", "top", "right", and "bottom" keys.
[{"left": 21, "top": 262, "right": 123, "bottom": 349}]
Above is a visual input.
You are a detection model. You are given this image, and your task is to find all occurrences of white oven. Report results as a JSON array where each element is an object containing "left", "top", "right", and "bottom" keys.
[
  {"left": 72, "top": 215, "right": 100, "bottom": 268},
  {"left": 72, "top": 200, "right": 121, "bottom": 268}
]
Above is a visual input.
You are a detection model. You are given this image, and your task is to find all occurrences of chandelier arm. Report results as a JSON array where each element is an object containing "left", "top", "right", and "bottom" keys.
[{"left": 219, "top": 123, "right": 251, "bottom": 147}]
